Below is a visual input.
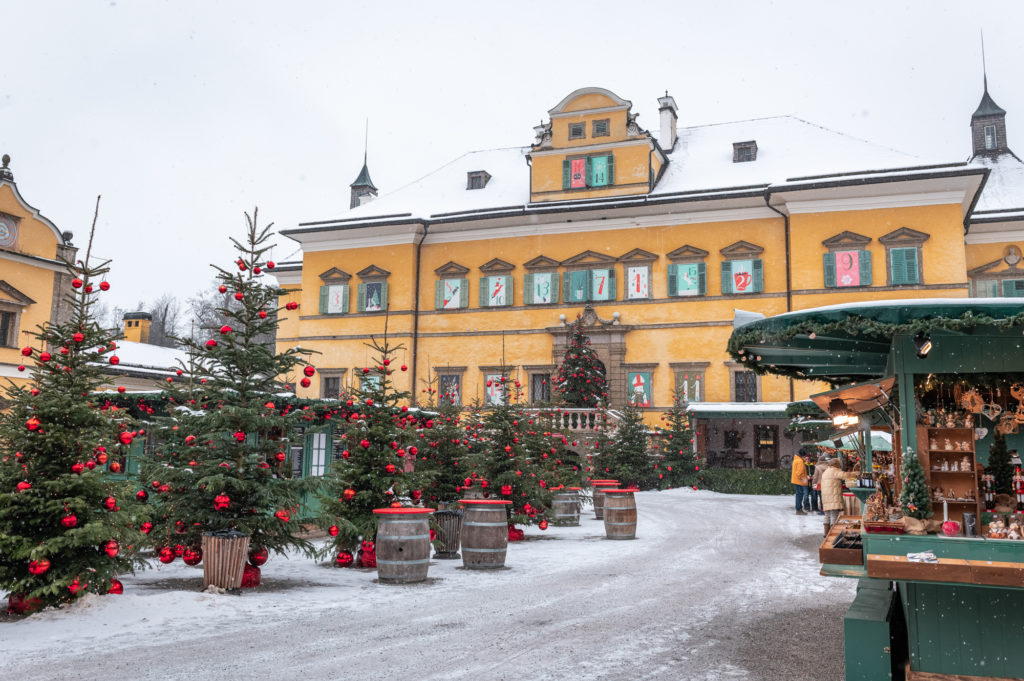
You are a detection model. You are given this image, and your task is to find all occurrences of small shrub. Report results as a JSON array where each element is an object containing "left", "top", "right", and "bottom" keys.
[{"left": 700, "top": 467, "right": 791, "bottom": 495}]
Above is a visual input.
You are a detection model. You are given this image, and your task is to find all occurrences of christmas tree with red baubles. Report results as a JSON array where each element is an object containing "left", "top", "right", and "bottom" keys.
[
  {"left": 317, "top": 332, "right": 432, "bottom": 567},
  {"left": 601, "top": 402, "right": 656, "bottom": 489},
  {"left": 523, "top": 407, "right": 587, "bottom": 491},
  {"left": 654, "top": 392, "right": 699, "bottom": 490},
  {"left": 899, "top": 449, "right": 933, "bottom": 520},
  {"left": 553, "top": 317, "right": 607, "bottom": 407},
  {"left": 417, "top": 378, "right": 474, "bottom": 505},
  {"left": 0, "top": 199, "right": 148, "bottom": 613},
  {"left": 138, "top": 209, "right": 317, "bottom": 570}
]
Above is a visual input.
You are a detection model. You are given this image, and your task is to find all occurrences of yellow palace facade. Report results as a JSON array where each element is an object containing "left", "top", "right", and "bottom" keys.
[{"left": 276, "top": 86, "right": 1024, "bottom": 426}]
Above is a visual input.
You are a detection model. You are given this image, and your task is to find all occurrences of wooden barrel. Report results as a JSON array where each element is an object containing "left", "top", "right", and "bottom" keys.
[
  {"left": 372, "top": 508, "right": 434, "bottom": 584},
  {"left": 590, "top": 480, "right": 619, "bottom": 519},
  {"left": 552, "top": 488, "right": 581, "bottom": 526},
  {"left": 460, "top": 499, "right": 511, "bottom": 570},
  {"left": 603, "top": 488, "right": 638, "bottom": 540},
  {"left": 202, "top": 530, "right": 251, "bottom": 589}
]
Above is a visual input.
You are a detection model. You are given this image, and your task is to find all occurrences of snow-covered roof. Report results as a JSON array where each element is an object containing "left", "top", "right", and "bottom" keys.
[
  {"left": 107, "top": 341, "right": 187, "bottom": 377},
  {"left": 686, "top": 402, "right": 790, "bottom": 414},
  {"left": 971, "top": 152, "right": 1024, "bottom": 213},
  {"left": 300, "top": 116, "right": 936, "bottom": 226}
]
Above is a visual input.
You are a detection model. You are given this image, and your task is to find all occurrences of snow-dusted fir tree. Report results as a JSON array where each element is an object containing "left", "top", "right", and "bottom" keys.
[
  {"left": 554, "top": 317, "right": 607, "bottom": 407},
  {"left": 602, "top": 402, "right": 656, "bottom": 489},
  {"left": 655, "top": 392, "right": 698, "bottom": 489},
  {"left": 0, "top": 200, "right": 148, "bottom": 612},
  {"left": 140, "top": 210, "right": 316, "bottom": 566}
]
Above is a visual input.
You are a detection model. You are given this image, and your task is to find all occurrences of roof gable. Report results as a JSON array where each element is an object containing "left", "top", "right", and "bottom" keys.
[
  {"left": 319, "top": 267, "right": 351, "bottom": 283},
  {"left": 720, "top": 240, "right": 764, "bottom": 257},
  {"left": 434, "top": 261, "right": 470, "bottom": 277},
  {"left": 561, "top": 250, "right": 617, "bottom": 267},
  {"left": 879, "top": 227, "right": 929, "bottom": 245},
  {"left": 822, "top": 231, "right": 872, "bottom": 249},
  {"left": 666, "top": 245, "right": 710, "bottom": 262},
  {"left": 479, "top": 258, "right": 515, "bottom": 274},
  {"left": 357, "top": 264, "right": 391, "bottom": 279},
  {"left": 0, "top": 280, "right": 35, "bottom": 306},
  {"left": 523, "top": 255, "right": 560, "bottom": 271},
  {"left": 618, "top": 248, "right": 658, "bottom": 263}
]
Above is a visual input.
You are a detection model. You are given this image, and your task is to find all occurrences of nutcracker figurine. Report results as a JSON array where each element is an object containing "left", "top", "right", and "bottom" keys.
[
  {"left": 1014, "top": 467, "right": 1024, "bottom": 512},
  {"left": 982, "top": 473, "right": 995, "bottom": 511}
]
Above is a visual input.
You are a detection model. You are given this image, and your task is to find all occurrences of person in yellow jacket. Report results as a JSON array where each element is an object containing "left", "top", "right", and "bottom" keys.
[
  {"left": 821, "top": 458, "right": 859, "bottom": 535},
  {"left": 791, "top": 450, "right": 809, "bottom": 515}
]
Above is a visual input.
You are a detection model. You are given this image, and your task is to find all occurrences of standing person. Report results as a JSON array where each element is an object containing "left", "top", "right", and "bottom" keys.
[
  {"left": 821, "top": 458, "right": 858, "bottom": 536},
  {"left": 791, "top": 449, "right": 809, "bottom": 515},
  {"left": 809, "top": 453, "right": 828, "bottom": 515}
]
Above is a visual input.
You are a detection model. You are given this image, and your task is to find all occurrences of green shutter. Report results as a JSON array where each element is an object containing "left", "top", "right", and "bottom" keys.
[
  {"left": 553, "top": 271, "right": 560, "bottom": 302},
  {"left": 890, "top": 248, "right": 907, "bottom": 285},
  {"left": 570, "top": 270, "right": 589, "bottom": 301},
  {"left": 127, "top": 438, "right": 143, "bottom": 475},
  {"left": 667, "top": 264, "right": 678, "bottom": 297},
  {"left": 858, "top": 250, "right": 871, "bottom": 286},
  {"left": 435, "top": 280, "right": 444, "bottom": 309},
  {"left": 357, "top": 284, "right": 366, "bottom": 312},
  {"left": 479, "top": 277, "right": 488, "bottom": 307},
  {"left": 504, "top": 275, "right": 514, "bottom": 306},
  {"left": 379, "top": 282, "right": 387, "bottom": 310},
  {"left": 607, "top": 267, "right": 616, "bottom": 300},
  {"left": 319, "top": 286, "right": 328, "bottom": 314},
  {"left": 585, "top": 157, "right": 593, "bottom": 187},
  {"left": 562, "top": 271, "right": 571, "bottom": 302},
  {"left": 752, "top": 259, "right": 763, "bottom": 293},
  {"left": 721, "top": 261, "right": 732, "bottom": 295},
  {"left": 524, "top": 273, "right": 534, "bottom": 304},
  {"left": 459, "top": 278, "right": 470, "bottom": 308},
  {"left": 562, "top": 160, "right": 570, "bottom": 189},
  {"left": 341, "top": 285, "right": 350, "bottom": 313},
  {"left": 823, "top": 253, "right": 837, "bottom": 288},
  {"left": 1002, "top": 280, "right": 1024, "bottom": 297},
  {"left": 607, "top": 153, "right": 615, "bottom": 184},
  {"left": 904, "top": 248, "right": 919, "bottom": 284},
  {"left": 697, "top": 262, "right": 707, "bottom": 295}
]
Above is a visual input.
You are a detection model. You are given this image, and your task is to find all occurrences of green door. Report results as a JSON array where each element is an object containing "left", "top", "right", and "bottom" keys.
[{"left": 299, "top": 426, "right": 332, "bottom": 519}]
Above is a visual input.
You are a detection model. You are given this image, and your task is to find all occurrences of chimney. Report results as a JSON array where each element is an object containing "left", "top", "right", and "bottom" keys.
[
  {"left": 657, "top": 92, "right": 678, "bottom": 151},
  {"left": 123, "top": 312, "right": 152, "bottom": 344}
]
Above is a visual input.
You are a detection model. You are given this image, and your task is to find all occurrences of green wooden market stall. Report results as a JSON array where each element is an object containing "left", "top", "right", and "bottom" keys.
[{"left": 729, "top": 300, "right": 1024, "bottom": 681}]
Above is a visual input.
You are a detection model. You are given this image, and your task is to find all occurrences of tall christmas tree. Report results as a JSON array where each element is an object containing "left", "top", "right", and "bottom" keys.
[
  {"left": 317, "top": 333, "right": 432, "bottom": 566},
  {"left": 602, "top": 402, "right": 656, "bottom": 489},
  {"left": 986, "top": 429, "right": 1014, "bottom": 495},
  {"left": 899, "top": 449, "right": 933, "bottom": 519},
  {"left": 554, "top": 317, "right": 607, "bottom": 407},
  {"left": 654, "top": 392, "right": 698, "bottom": 490},
  {"left": 138, "top": 209, "right": 316, "bottom": 566},
  {"left": 417, "top": 377, "right": 473, "bottom": 504},
  {"left": 0, "top": 199, "right": 148, "bottom": 612}
]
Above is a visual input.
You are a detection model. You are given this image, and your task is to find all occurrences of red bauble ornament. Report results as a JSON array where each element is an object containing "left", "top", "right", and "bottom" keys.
[
  {"left": 205, "top": 339, "right": 217, "bottom": 349},
  {"left": 140, "top": 521, "right": 153, "bottom": 534},
  {"left": 267, "top": 261, "right": 275, "bottom": 269},
  {"left": 248, "top": 547, "right": 269, "bottom": 567},
  {"left": 258, "top": 310, "right": 267, "bottom": 319},
  {"left": 213, "top": 494, "right": 230, "bottom": 510},
  {"left": 385, "top": 464, "right": 397, "bottom": 474},
  {"left": 68, "top": 578, "right": 87, "bottom": 595},
  {"left": 96, "top": 452, "right": 108, "bottom": 464},
  {"left": 108, "top": 578, "right": 124, "bottom": 594},
  {"left": 274, "top": 509, "right": 291, "bottom": 522},
  {"left": 232, "top": 431, "right": 246, "bottom": 442},
  {"left": 234, "top": 292, "right": 243, "bottom": 301},
  {"left": 539, "top": 520, "right": 549, "bottom": 531},
  {"left": 342, "top": 488, "right": 356, "bottom": 501},
  {"left": 360, "top": 439, "right": 370, "bottom": 448},
  {"left": 341, "top": 450, "right": 350, "bottom": 459},
  {"left": 335, "top": 550, "right": 354, "bottom": 567},
  {"left": 218, "top": 284, "right": 227, "bottom": 293},
  {"left": 28, "top": 559, "right": 51, "bottom": 576},
  {"left": 21, "top": 346, "right": 32, "bottom": 356},
  {"left": 328, "top": 525, "right": 340, "bottom": 536},
  {"left": 274, "top": 451, "right": 286, "bottom": 462},
  {"left": 16, "top": 480, "right": 31, "bottom": 492},
  {"left": 109, "top": 355, "right": 119, "bottom": 365},
  {"left": 158, "top": 547, "right": 175, "bottom": 564},
  {"left": 253, "top": 266, "right": 262, "bottom": 274},
  {"left": 219, "top": 325, "right": 232, "bottom": 335},
  {"left": 303, "top": 366, "right": 316, "bottom": 377},
  {"left": 72, "top": 332, "right": 84, "bottom": 343},
  {"left": 241, "top": 563, "right": 261, "bottom": 588},
  {"left": 117, "top": 385, "right": 126, "bottom": 393},
  {"left": 99, "top": 281, "right": 110, "bottom": 291},
  {"left": 119, "top": 432, "right": 133, "bottom": 445},
  {"left": 39, "top": 352, "right": 51, "bottom": 362},
  {"left": 182, "top": 548, "right": 203, "bottom": 566},
  {"left": 103, "top": 540, "right": 120, "bottom": 558},
  {"left": 7, "top": 593, "right": 43, "bottom": 615},
  {"left": 285, "top": 301, "right": 298, "bottom": 310},
  {"left": 71, "top": 278, "right": 83, "bottom": 289},
  {"left": 300, "top": 378, "right": 311, "bottom": 388},
  {"left": 102, "top": 496, "right": 117, "bottom": 511}
]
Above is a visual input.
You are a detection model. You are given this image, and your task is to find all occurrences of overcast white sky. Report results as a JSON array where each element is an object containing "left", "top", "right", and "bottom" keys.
[{"left": 3, "top": 1, "right": 1023, "bottom": 315}]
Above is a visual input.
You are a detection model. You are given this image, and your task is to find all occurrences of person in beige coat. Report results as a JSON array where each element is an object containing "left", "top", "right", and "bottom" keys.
[{"left": 821, "top": 458, "right": 858, "bottom": 536}]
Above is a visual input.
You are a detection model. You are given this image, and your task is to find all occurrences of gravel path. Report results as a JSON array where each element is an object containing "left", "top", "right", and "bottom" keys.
[{"left": 0, "top": 488, "right": 854, "bottom": 681}]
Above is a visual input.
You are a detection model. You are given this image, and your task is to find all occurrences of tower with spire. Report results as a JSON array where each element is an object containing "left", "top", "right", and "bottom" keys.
[
  {"left": 971, "top": 76, "right": 1009, "bottom": 158},
  {"left": 349, "top": 123, "right": 378, "bottom": 209}
]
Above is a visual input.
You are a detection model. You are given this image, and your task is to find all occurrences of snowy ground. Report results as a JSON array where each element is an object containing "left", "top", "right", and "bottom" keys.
[{"left": 0, "top": 488, "right": 855, "bottom": 681}]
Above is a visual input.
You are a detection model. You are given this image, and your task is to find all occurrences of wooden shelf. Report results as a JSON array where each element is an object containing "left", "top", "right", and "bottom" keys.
[{"left": 917, "top": 425, "right": 981, "bottom": 525}]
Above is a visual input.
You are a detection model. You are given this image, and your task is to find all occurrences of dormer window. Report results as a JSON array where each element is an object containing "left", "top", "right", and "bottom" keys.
[
  {"left": 592, "top": 119, "right": 610, "bottom": 137},
  {"left": 467, "top": 170, "right": 491, "bottom": 190},
  {"left": 985, "top": 125, "right": 997, "bottom": 150},
  {"left": 733, "top": 141, "right": 757, "bottom": 163},
  {"left": 568, "top": 122, "right": 586, "bottom": 140}
]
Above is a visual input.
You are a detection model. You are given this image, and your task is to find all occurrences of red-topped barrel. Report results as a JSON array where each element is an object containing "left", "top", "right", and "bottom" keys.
[
  {"left": 373, "top": 507, "right": 435, "bottom": 583},
  {"left": 602, "top": 488, "right": 638, "bottom": 540},
  {"left": 460, "top": 499, "right": 512, "bottom": 569},
  {"left": 590, "top": 480, "right": 619, "bottom": 519},
  {"left": 552, "top": 487, "right": 582, "bottom": 526}
]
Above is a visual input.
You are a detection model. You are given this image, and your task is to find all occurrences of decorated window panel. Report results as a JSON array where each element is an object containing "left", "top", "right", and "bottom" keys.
[
  {"left": 484, "top": 373, "right": 506, "bottom": 405},
  {"left": 563, "top": 158, "right": 588, "bottom": 189},
  {"left": 530, "top": 373, "right": 551, "bottom": 403},
  {"left": 524, "top": 272, "right": 558, "bottom": 305},
  {"left": 588, "top": 154, "right": 614, "bottom": 187},
  {"left": 357, "top": 282, "right": 388, "bottom": 312},
  {"left": 479, "top": 275, "right": 513, "bottom": 307},
  {"left": 590, "top": 268, "right": 615, "bottom": 301},
  {"left": 674, "top": 371, "right": 704, "bottom": 403},
  {"left": 318, "top": 284, "right": 350, "bottom": 314},
  {"left": 889, "top": 247, "right": 920, "bottom": 286},
  {"left": 668, "top": 263, "right": 706, "bottom": 297},
  {"left": 823, "top": 250, "right": 872, "bottom": 288},
  {"left": 438, "top": 374, "right": 462, "bottom": 406},
  {"left": 626, "top": 265, "right": 651, "bottom": 300},
  {"left": 720, "top": 259, "right": 763, "bottom": 294},
  {"left": 564, "top": 270, "right": 591, "bottom": 303},
  {"left": 435, "top": 278, "right": 470, "bottom": 310},
  {"left": 627, "top": 371, "right": 652, "bottom": 407}
]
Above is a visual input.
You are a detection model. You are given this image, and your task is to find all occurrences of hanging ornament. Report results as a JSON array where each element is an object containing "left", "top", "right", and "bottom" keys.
[
  {"left": 213, "top": 494, "right": 231, "bottom": 510},
  {"left": 158, "top": 547, "right": 175, "bottom": 564},
  {"left": 140, "top": 521, "right": 153, "bottom": 534},
  {"left": 108, "top": 579, "right": 124, "bottom": 594},
  {"left": 328, "top": 525, "right": 339, "bottom": 536},
  {"left": 28, "top": 559, "right": 51, "bottom": 576},
  {"left": 103, "top": 540, "right": 120, "bottom": 558},
  {"left": 61, "top": 514, "right": 77, "bottom": 528},
  {"left": 102, "top": 496, "right": 117, "bottom": 511},
  {"left": 274, "top": 509, "right": 291, "bottom": 522},
  {"left": 335, "top": 550, "right": 354, "bottom": 567},
  {"left": 248, "top": 547, "right": 269, "bottom": 567},
  {"left": 182, "top": 548, "right": 203, "bottom": 566},
  {"left": 68, "top": 578, "right": 87, "bottom": 595}
]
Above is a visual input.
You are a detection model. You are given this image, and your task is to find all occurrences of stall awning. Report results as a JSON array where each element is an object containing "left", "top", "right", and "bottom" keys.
[
  {"left": 810, "top": 377, "right": 895, "bottom": 417},
  {"left": 686, "top": 402, "right": 790, "bottom": 420}
]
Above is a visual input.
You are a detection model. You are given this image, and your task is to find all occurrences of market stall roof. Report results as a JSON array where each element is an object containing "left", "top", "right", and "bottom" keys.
[
  {"left": 685, "top": 402, "right": 790, "bottom": 420},
  {"left": 814, "top": 431, "right": 893, "bottom": 452},
  {"left": 810, "top": 377, "right": 895, "bottom": 416},
  {"left": 728, "top": 298, "right": 1024, "bottom": 384}
]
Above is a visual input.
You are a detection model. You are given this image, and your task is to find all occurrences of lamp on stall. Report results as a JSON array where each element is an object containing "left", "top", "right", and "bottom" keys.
[
  {"left": 913, "top": 332, "right": 932, "bottom": 359},
  {"left": 829, "top": 397, "right": 861, "bottom": 428}
]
